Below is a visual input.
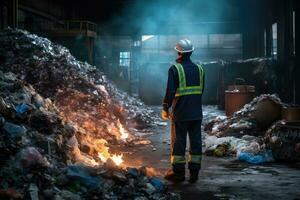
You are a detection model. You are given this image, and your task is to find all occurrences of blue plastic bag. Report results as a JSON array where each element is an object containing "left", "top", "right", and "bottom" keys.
[
  {"left": 127, "top": 167, "right": 139, "bottom": 177},
  {"left": 150, "top": 177, "right": 166, "bottom": 192},
  {"left": 16, "top": 103, "right": 30, "bottom": 116},
  {"left": 238, "top": 150, "right": 274, "bottom": 165},
  {"left": 67, "top": 165, "right": 102, "bottom": 189}
]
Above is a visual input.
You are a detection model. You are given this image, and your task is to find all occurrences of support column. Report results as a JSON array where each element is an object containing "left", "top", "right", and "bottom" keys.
[
  {"left": 7, "top": 0, "right": 18, "bottom": 28},
  {"left": 265, "top": 23, "right": 272, "bottom": 57},
  {"left": 295, "top": 0, "right": 300, "bottom": 104},
  {"left": 265, "top": 1, "right": 273, "bottom": 57},
  {"left": 277, "top": 0, "right": 294, "bottom": 102},
  {"left": 86, "top": 37, "right": 94, "bottom": 65},
  {"left": 130, "top": 35, "right": 141, "bottom": 96},
  {"left": 0, "top": 0, "right": 4, "bottom": 29},
  {"left": 241, "top": 0, "right": 265, "bottom": 59}
]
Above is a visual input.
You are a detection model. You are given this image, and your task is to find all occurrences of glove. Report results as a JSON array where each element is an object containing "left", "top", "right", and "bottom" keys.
[{"left": 161, "top": 110, "right": 169, "bottom": 120}]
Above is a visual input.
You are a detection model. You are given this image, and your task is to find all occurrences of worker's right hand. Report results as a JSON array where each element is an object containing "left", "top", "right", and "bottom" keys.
[{"left": 161, "top": 110, "right": 169, "bottom": 120}]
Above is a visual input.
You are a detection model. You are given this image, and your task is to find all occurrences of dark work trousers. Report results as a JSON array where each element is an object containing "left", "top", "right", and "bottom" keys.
[{"left": 171, "top": 120, "right": 202, "bottom": 173}]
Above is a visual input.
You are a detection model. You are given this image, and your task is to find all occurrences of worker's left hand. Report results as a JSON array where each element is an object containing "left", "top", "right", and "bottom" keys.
[{"left": 161, "top": 110, "right": 169, "bottom": 120}]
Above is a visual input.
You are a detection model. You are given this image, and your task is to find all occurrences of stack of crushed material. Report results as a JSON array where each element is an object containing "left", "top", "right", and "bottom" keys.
[
  {"left": 204, "top": 94, "right": 282, "bottom": 138},
  {"left": 0, "top": 29, "right": 179, "bottom": 199}
]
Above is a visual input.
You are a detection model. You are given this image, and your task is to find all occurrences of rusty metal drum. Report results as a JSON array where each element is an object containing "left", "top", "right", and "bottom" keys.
[
  {"left": 225, "top": 85, "right": 255, "bottom": 116},
  {"left": 282, "top": 106, "right": 300, "bottom": 121}
]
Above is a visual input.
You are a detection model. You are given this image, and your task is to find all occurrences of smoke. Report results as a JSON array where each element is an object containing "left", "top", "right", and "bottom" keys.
[
  {"left": 96, "top": 0, "right": 239, "bottom": 104},
  {"left": 100, "top": 0, "right": 236, "bottom": 35}
]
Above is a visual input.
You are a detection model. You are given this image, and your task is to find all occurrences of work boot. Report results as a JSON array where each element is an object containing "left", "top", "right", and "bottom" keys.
[
  {"left": 164, "top": 169, "right": 185, "bottom": 182},
  {"left": 189, "top": 170, "right": 199, "bottom": 183},
  {"left": 188, "top": 162, "right": 201, "bottom": 183}
]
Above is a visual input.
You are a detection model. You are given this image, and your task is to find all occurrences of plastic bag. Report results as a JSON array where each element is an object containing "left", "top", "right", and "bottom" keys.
[{"left": 237, "top": 150, "right": 274, "bottom": 164}]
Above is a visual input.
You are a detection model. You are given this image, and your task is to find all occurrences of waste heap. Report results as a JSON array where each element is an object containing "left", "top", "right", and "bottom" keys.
[
  {"left": 203, "top": 94, "right": 283, "bottom": 164},
  {"left": 0, "top": 29, "right": 179, "bottom": 199},
  {"left": 0, "top": 28, "right": 159, "bottom": 138},
  {"left": 265, "top": 120, "right": 300, "bottom": 162},
  {"left": 204, "top": 93, "right": 300, "bottom": 163}
]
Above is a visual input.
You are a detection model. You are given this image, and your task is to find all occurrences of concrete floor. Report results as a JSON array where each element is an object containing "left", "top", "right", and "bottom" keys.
[{"left": 123, "top": 106, "right": 300, "bottom": 200}]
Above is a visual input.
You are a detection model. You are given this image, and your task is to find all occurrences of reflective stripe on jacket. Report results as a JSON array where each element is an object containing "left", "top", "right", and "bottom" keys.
[{"left": 174, "top": 63, "right": 204, "bottom": 97}]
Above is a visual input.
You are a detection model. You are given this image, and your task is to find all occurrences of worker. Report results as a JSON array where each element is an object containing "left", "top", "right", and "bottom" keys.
[{"left": 162, "top": 39, "right": 205, "bottom": 183}]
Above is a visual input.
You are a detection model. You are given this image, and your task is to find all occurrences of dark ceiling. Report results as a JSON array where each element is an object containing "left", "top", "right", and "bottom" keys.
[
  {"left": 20, "top": 0, "right": 269, "bottom": 35},
  {"left": 68, "top": 0, "right": 243, "bottom": 34},
  {"left": 70, "top": 0, "right": 241, "bottom": 22}
]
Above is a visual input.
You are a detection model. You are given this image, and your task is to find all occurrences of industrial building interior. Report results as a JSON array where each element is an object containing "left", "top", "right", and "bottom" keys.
[{"left": 0, "top": 0, "right": 299, "bottom": 199}]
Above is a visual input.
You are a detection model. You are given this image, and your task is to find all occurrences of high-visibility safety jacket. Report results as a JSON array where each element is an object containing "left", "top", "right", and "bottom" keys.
[
  {"left": 163, "top": 59, "right": 205, "bottom": 121},
  {"left": 173, "top": 63, "right": 204, "bottom": 97}
]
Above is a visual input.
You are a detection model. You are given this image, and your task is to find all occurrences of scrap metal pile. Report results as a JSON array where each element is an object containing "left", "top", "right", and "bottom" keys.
[
  {"left": 0, "top": 29, "right": 178, "bottom": 200},
  {"left": 203, "top": 94, "right": 300, "bottom": 164}
]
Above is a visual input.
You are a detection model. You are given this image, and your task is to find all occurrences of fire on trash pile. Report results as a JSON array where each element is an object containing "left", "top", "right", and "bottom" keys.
[
  {"left": 0, "top": 29, "right": 179, "bottom": 200},
  {"left": 203, "top": 94, "right": 300, "bottom": 164}
]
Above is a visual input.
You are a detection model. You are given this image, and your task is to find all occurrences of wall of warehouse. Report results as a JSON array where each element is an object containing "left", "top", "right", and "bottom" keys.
[
  {"left": 0, "top": 0, "right": 96, "bottom": 65},
  {"left": 94, "top": 36, "right": 133, "bottom": 92},
  {"left": 237, "top": 0, "right": 300, "bottom": 105},
  {"left": 0, "top": 0, "right": 70, "bottom": 30}
]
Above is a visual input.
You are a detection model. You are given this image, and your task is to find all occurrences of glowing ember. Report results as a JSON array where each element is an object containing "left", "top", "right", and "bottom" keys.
[
  {"left": 118, "top": 119, "right": 129, "bottom": 140},
  {"left": 98, "top": 152, "right": 108, "bottom": 163},
  {"left": 110, "top": 154, "right": 124, "bottom": 166}
]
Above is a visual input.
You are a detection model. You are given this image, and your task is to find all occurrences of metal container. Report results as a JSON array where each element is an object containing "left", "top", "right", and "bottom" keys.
[
  {"left": 225, "top": 78, "right": 255, "bottom": 116},
  {"left": 282, "top": 106, "right": 300, "bottom": 121}
]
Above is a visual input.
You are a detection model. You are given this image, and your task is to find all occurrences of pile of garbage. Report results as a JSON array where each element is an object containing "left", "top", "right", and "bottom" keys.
[
  {"left": 0, "top": 29, "right": 178, "bottom": 199},
  {"left": 203, "top": 134, "right": 274, "bottom": 164},
  {"left": 204, "top": 93, "right": 300, "bottom": 163},
  {"left": 204, "top": 94, "right": 282, "bottom": 138},
  {"left": 203, "top": 94, "right": 285, "bottom": 164},
  {"left": 0, "top": 28, "right": 159, "bottom": 135}
]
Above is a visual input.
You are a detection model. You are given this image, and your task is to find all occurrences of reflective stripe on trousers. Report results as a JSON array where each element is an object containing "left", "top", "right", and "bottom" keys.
[
  {"left": 171, "top": 155, "right": 202, "bottom": 165},
  {"left": 188, "top": 154, "right": 202, "bottom": 164},
  {"left": 170, "top": 120, "right": 202, "bottom": 165},
  {"left": 171, "top": 155, "right": 186, "bottom": 164}
]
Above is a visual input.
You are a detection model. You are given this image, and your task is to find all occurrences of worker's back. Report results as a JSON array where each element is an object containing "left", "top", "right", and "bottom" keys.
[{"left": 170, "top": 58, "right": 204, "bottom": 121}]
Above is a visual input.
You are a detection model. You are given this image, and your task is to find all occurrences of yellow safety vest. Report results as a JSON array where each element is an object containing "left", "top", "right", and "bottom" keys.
[{"left": 173, "top": 63, "right": 204, "bottom": 97}]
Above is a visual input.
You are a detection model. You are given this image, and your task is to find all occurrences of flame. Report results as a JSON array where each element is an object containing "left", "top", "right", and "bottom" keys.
[
  {"left": 110, "top": 154, "right": 124, "bottom": 166},
  {"left": 98, "top": 152, "right": 124, "bottom": 166},
  {"left": 118, "top": 119, "right": 129, "bottom": 140},
  {"left": 97, "top": 120, "right": 128, "bottom": 166},
  {"left": 55, "top": 89, "right": 127, "bottom": 167},
  {"left": 98, "top": 120, "right": 127, "bottom": 166}
]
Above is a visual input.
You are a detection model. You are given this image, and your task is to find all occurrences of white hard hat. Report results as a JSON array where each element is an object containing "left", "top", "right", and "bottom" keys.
[{"left": 174, "top": 39, "right": 194, "bottom": 53}]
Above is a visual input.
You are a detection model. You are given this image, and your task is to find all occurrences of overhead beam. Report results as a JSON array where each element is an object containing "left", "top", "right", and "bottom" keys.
[
  {"left": 18, "top": 4, "right": 61, "bottom": 23},
  {"left": 295, "top": 0, "right": 300, "bottom": 104}
]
